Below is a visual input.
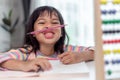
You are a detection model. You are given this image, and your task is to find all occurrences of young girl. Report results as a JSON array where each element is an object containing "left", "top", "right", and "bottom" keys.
[{"left": 0, "top": 6, "right": 94, "bottom": 72}]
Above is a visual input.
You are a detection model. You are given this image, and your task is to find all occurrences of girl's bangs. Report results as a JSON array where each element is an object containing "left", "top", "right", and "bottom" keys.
[{"left": 39, "top": 10, "right": 58, "bottom": 18}]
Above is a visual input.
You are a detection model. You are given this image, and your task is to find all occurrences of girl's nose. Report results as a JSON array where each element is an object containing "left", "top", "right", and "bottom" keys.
[
  {"left": 46, "top": 24, "right": 55, "bottom": 28},
  {"left": 46, "top": 25, "right": 51, "bottom": 28},
  {"left": 44, "top": 27, "right": 48, "bottom": 29}
]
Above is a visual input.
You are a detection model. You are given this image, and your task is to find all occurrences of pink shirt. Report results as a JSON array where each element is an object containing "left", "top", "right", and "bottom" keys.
[{"left": 0, "top": 45, "right": 94, "bottom": 64}]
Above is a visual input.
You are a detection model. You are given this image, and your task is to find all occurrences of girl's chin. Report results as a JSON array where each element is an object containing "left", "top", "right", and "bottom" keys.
[{"left": 43, "top": 39, "right": 57, "bottom": 44}]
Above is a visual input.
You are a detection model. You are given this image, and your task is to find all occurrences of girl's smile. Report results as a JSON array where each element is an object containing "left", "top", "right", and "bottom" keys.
[{"left": 42, "top": 29, "right": 55, "bottom": 39}]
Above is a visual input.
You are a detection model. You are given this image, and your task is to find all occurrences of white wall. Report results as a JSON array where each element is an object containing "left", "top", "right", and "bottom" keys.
[
  {"left": 0, "top": 0, "right": 95, "bottom": 51},
  {"left": 30, "top": 0, "right": 95, "bottom": 46},
  {"left": 0, "top": 0, "right": 25, "bottom": 50}
]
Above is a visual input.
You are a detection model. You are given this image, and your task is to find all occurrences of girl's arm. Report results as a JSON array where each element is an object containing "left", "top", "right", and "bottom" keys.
[
  {"left": 0, "top": 48, "right": 28, "bottom": 71},
  {"left": 1, "top": 59, "right": 27, "bottom": 71},
  {"left": 58, "top": 45, "right": 94, "bottom": 64},
  {"left": 0, "top": 48, "right": 51, "bottom": 72},
  {"left": 0, "top": 48, "right": 28, "bottom": 63},
  {"left": 1, "top": 58, "right": 51, "bottom": 72}
]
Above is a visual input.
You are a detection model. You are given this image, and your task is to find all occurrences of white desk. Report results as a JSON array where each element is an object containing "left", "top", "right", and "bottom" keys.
[{"left": 0, "top": 61, "right": 95, "bottom": 80}]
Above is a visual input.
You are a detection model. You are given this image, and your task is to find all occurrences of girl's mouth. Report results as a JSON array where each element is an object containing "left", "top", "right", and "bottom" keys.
[{"left": 43, "top": 31, "right": 55, "bottom": 39}]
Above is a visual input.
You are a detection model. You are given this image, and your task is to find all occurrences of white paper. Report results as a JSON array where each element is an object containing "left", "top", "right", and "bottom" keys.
[
  {"left": 0, "top": 60, "right": 89, "bottom": 78},
  {"left": 0, "top": 71, "right": 39, "bottom": 78},
  {"left": 40, "top": 60, "right": 89, "bottom": 74}
]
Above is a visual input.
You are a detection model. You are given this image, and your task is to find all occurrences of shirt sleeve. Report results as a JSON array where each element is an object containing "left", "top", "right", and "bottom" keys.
[
  {"left": 0, "top": 48, "right": 29, "bottom": 63},
  {"left": 64, "top": 45, "right": 95, "bottom": 52}
]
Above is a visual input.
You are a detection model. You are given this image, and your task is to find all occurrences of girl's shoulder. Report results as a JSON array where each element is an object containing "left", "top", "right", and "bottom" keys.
[
  {"left": 7, "top": 45, "right": 33, "bottom": 54},
  {"left": 18, "top": 45, "right": 33, "bottom": 54}
]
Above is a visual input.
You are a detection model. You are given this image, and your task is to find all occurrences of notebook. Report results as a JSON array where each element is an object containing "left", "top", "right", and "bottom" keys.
[
  {"left": 0, "top": 60, "right": 89, "bottom": 78},
  {"left": 0, "top": 71, "right": 39, "bottom": 78},
  {"left": 39, "top": 60, "right": 89, "bottom": 77}
]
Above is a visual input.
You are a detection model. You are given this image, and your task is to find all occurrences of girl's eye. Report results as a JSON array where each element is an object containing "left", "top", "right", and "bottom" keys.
[
  {"left": 52, "top": 22, "right": 60, "bottom": 24},
  {"left": 38, "top": 22, "right": 45, "bottom": 24}
]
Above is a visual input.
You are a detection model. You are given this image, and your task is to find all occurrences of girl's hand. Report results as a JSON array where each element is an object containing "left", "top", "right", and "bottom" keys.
[
  {"left": 58, "top": 50, "right": 94, "bottom": 65},
  {"left": 21, "top": 58, "right": 52, "bottom": 72},
  {"left": 58, "top": 51, "right": 79, "bottom": 64}
]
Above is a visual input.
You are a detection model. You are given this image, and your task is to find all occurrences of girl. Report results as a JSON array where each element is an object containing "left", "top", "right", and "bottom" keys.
[{"left": 0, "top": 6, "right": 94, "bottom": 72}]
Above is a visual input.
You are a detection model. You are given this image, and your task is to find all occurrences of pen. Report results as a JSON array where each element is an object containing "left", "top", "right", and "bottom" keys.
[
  {"left": 39, "top": 56, "right": 59, "bottom": 60},
  {"left": 27, "top": 24, "right": 67, "bottom": 35},
  {"left": 46, "top": 57, "right": 59, "bottom": 60}
]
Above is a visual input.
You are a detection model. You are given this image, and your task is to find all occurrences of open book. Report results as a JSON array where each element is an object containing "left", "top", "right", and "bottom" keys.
[
  {"left": 0, "top": 60, "right": 89, "bottom": 78},
  {"left": 0, "top": 71, "right": 39, "bottom": 78},
  {"left": 39, "top": 60, "right": 89, "bottom": 77}
]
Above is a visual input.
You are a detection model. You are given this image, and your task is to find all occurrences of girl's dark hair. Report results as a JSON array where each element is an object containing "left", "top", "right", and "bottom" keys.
[{"left": 24, "top": 6, "right": 69, "bottom": 54}]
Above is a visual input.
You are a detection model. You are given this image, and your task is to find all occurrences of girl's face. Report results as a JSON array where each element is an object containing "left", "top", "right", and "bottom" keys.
[{"left": 34, "top": 11, "right": 62, "bottom": 45}]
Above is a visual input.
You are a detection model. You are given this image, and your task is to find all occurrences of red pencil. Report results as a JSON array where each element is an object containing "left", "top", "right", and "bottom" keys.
[
  {"left": 27, "top": 24, "right": 67, "bottom": 35},
  {"left": 39, "top": 56, "right": 59, "bottom": 60},
  {"left": 46, "top": 57, "right": 59, "bottom": 60}
]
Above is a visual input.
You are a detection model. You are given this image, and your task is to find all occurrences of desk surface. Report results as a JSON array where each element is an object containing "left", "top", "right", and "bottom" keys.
[{"left": 0, "top": 61, "right": 95, "bottom": 80}]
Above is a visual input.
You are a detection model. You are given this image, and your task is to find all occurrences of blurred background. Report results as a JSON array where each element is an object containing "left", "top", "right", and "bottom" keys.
[{"left": 0, "top": 0, "right": 94, "bottom": 52}]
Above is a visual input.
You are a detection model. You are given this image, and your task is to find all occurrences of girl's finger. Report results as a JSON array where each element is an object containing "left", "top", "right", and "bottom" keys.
[
  {"left": 60, "top": 54, "right": 71, "bottom": 62},
  {"left": 43, "top": 61, "right": 52, "bottom": 70},
  {"left": 37, "top": 60, "right": 51, "bottom": 71},
  {"left": 28, "top": 65, "right": 39, "bottom": 72},
  {"left": 58, "top": 52, "right": 69, "bottom": 59},
  {"left": 62, "top": 58, "right": 72, "bottom": 64}
]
